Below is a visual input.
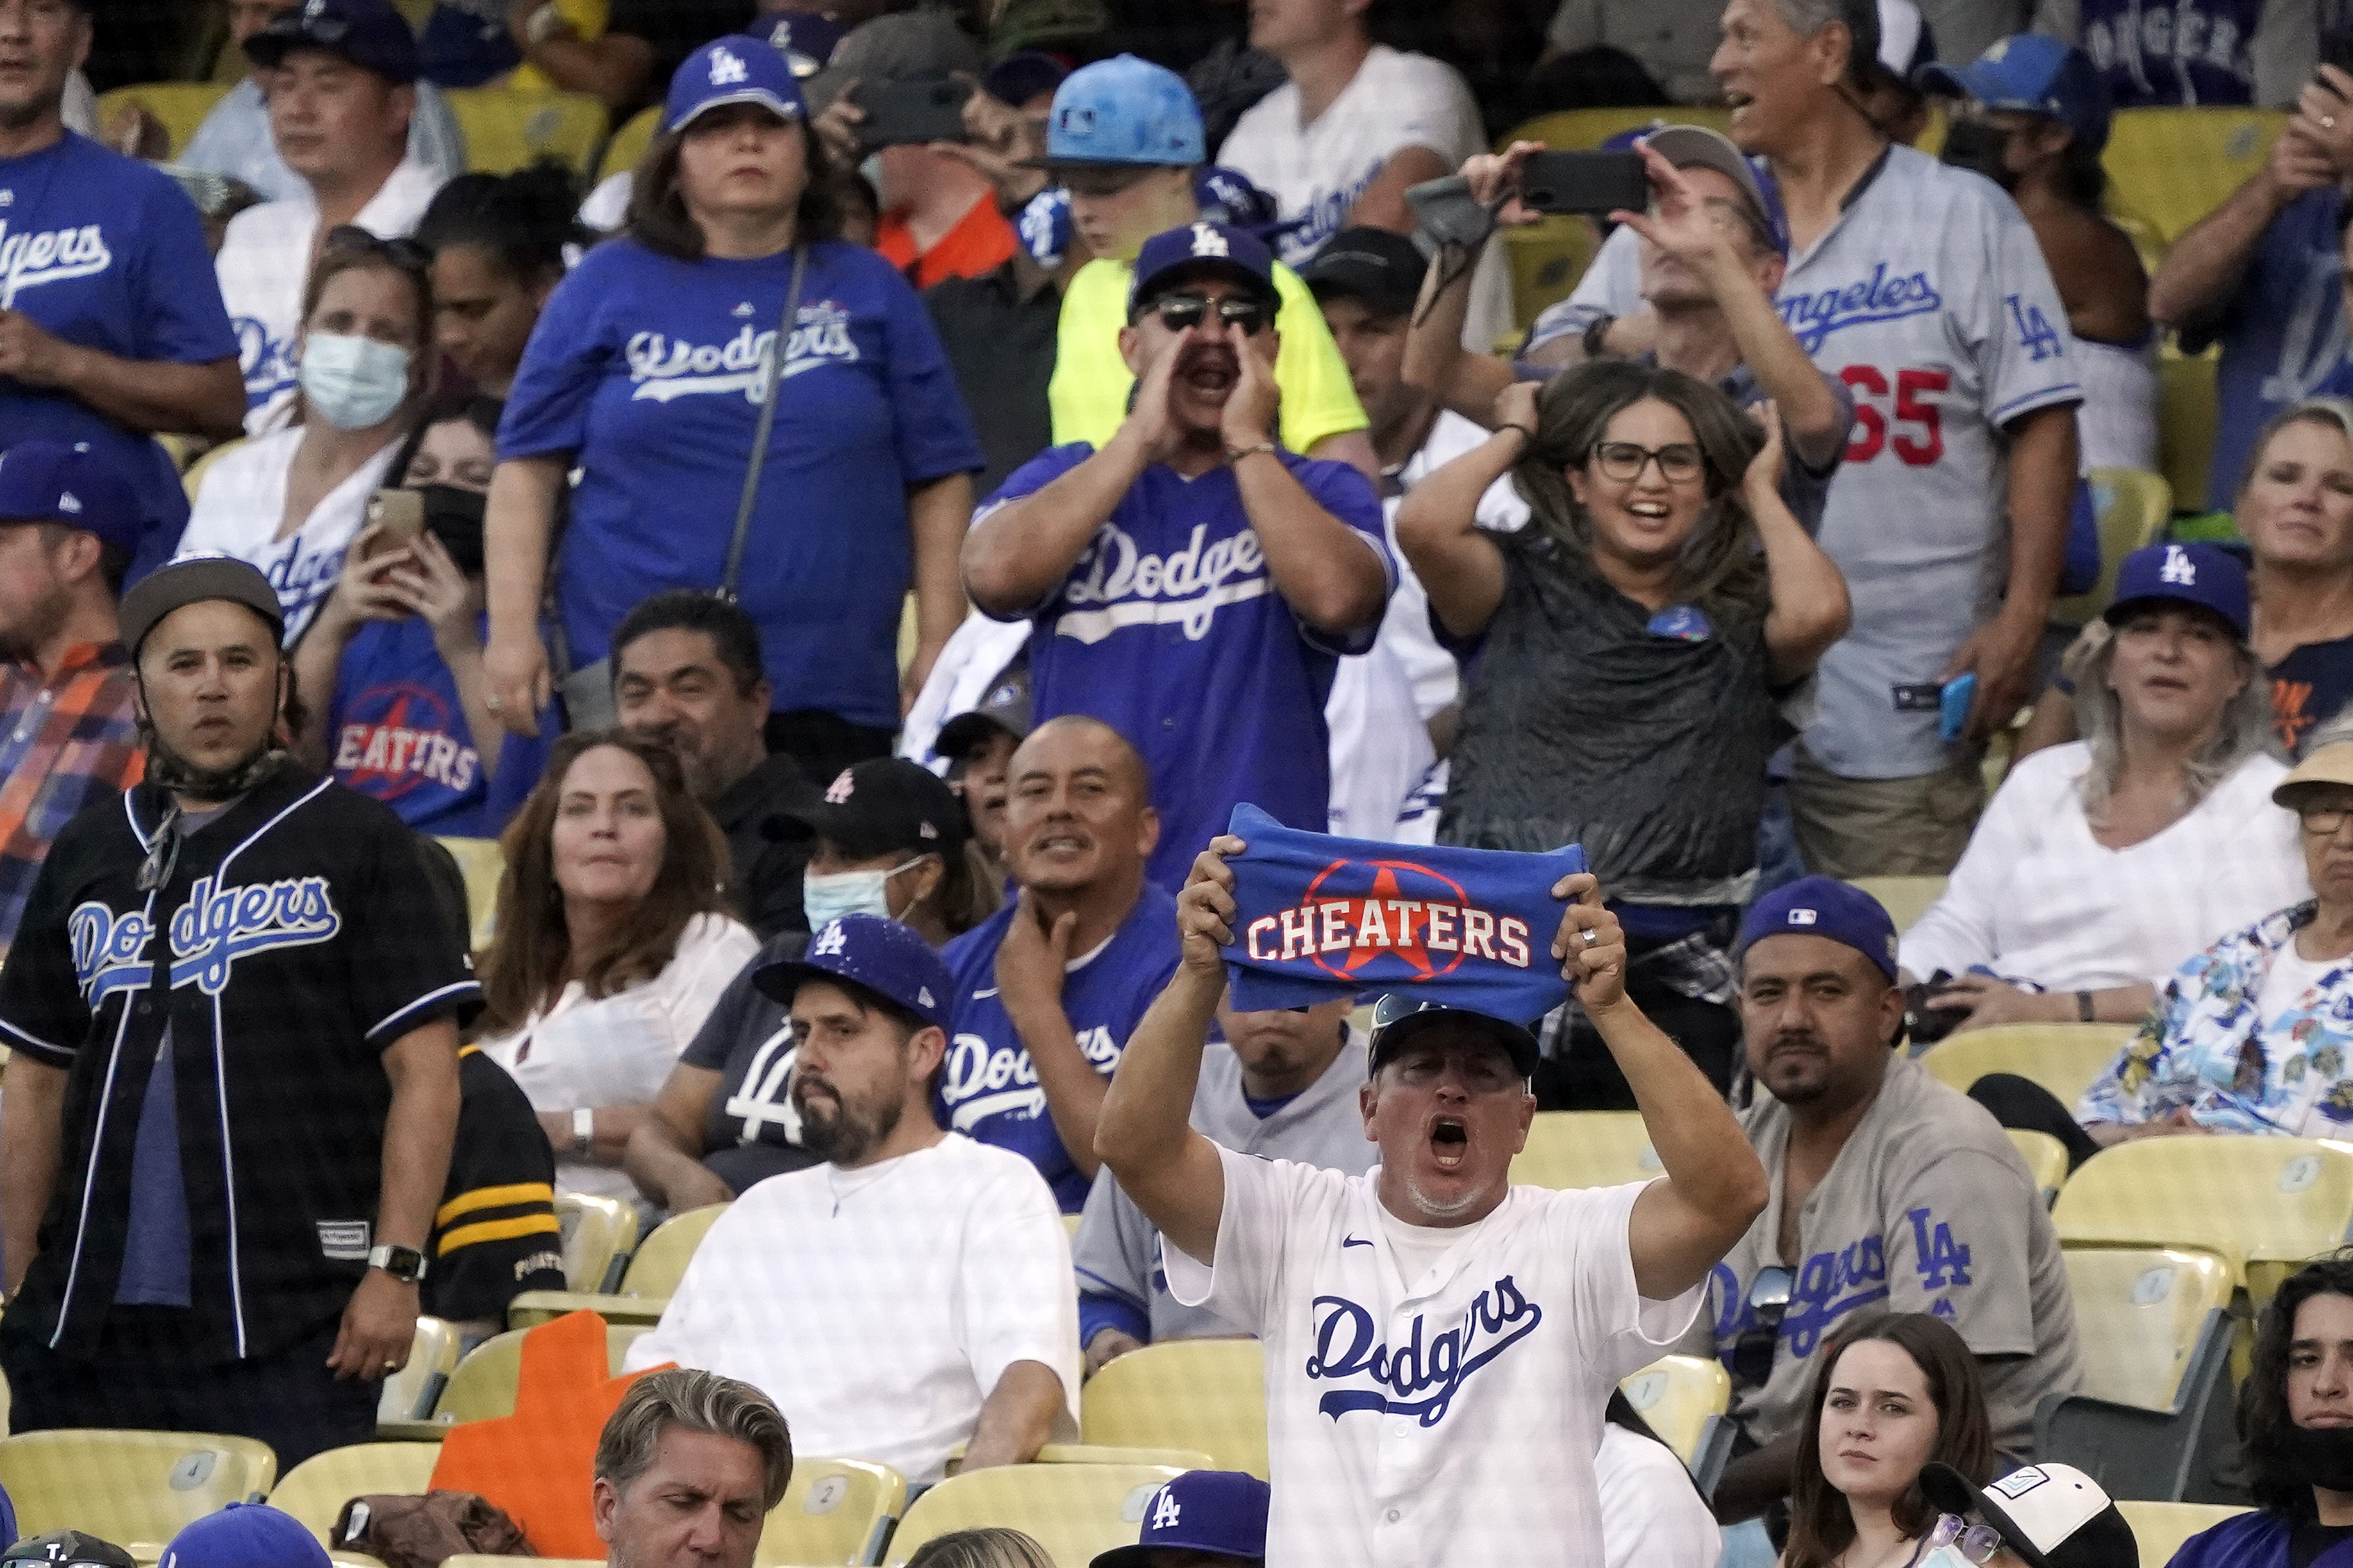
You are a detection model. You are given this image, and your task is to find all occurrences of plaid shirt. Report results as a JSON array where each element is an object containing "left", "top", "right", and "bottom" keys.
[{"left": 0, "top": 643, "right": 142, "bottom": 957}]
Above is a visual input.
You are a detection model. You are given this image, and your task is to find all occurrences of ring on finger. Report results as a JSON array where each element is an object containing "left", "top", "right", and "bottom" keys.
[
  {"left": 485, "top": 694, "right": 503, "bottom": 709},
  {"left": 2329, "top": 115, "right": 2341, "bottom": 129},
  {"left": 1580, "top": 927, "right": 1602, "bottom": 948}
]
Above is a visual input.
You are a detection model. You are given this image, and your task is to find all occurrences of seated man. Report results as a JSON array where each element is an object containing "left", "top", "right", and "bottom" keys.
[
  {"left": 939, "top": 717, "right": 1182, "bottom": 1212},
  {"left": 594, "top": 1367, "right": 794, "bottom": 1568},
  {"left": 1700, "top": 877, "right": 2085, "bottom": 1528},
  {"left": 624, "top": 916, "right": 1077, "bottom": 1484},
  {"left": 1074, "top": 994, "right": 1370, "bottom": 1374}
]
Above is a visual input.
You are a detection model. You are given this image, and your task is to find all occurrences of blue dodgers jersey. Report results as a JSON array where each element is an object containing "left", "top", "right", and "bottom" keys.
[
  {"left": 1220, "top": 803, "right": 1583, "bottom": 1019},
  {"left": 0, "top": 134, "right": 237, "bottom": 565},
  {"left": 2075, "top": 0, "right": 2262, "bottom": 105},
  {"left": 2207, "top": 188, "right": 2345, "bottom": 511},
  {"left": 936, "top": 883, "right": 1183, "bottom": 1212},
  {"left": 499, "top": 238, "right": 983, "bottom": 729},
  {"left": 983, "top": 445, "right": 1391, "bottom": 891},
  {"left": 329, "top": 615, "right": 554, "bottom": 837}
]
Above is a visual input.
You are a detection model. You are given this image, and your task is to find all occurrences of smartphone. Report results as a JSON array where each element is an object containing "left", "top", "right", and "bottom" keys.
[
  {"left": 2321, "top": 26, "right": 2353, "bottom": 88},
  {"left": 1938, "top": 672, "right": 1977, "bottom": 745},
  {"left": 1518, "top": 151, "right": 1650, "bottom": 217},
  {"left": 365, "top": 488, "right": 424, "bottom": 556},
  {"left": 855, "top": 78, "right": 972, "bottom": 151}
]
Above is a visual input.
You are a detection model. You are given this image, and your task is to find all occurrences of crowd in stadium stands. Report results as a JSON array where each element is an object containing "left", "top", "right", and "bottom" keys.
[{"left": 26, "top": 0, "right": 2353, "bottom": 1562}]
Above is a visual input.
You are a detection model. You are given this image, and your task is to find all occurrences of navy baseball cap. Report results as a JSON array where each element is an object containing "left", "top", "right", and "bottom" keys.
[
  {"left": 160, "top": 1504, "right": 328, "bottom": 1568},
  {"left": 1092, "top": 1470, "right": 1270, "bottom": 1568},
  {"left": 761, "top": 12, "right": 847, "bottom": 78},
  {"left": 985, "top": 49, "right": 1070, "bottom": 110},
  {"left": 1367, "top": 993, "right": 1542, "bottom": 1080},
  {"left": 1036, "top": 54, "right": 1204, "bottom": 169},
  {"left": 767, "top": 757, "right": 970, "bottom": 860},
  {"left": 1301, "top": 227, "right": 1428, "bottom": 315},
  {"left": 666, "top": 35, "right": 808, "bottom": 135},
  {"left": 246, "top": 0, "right": 420, "bottom": 85},
  {"left": 1129, "top": 220, "right": 1279, "bottom": 315},
  {"left": 1738, "top": 876, "right": 1900, "bottom": 984},
  {"left": 0, "top": 441, "right": 142, "bottom": 554},
  {"left": 2104, "top": 541, "right": 2250, "bottom": 639},
  {"left": 753, "top": 912, "right": 956, "bottom": 1030},
  {"left": 1917, "top": 33, "right": 2111, "bottom": 153}
]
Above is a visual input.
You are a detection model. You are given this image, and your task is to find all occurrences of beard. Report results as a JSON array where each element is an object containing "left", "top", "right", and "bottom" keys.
[{"left": 793, "top": 1076, "right": 904, "bottom": 1166}]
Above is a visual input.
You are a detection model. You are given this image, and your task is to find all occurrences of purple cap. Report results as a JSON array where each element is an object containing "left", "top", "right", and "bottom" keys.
[
  {"left": 0, "top": 441, "right": 142, "bottom": 554},
  {"left": 160, "top": 1505, "right": 328, "bottom": 1568},
  {"left": 1129, "top": 220, "right": 1279, "bottom": 313},
  {"left": 752, "top": 912, "right": 955, "bottom": 1030},
  {"left": 1090, "top": 1471, "right": 1270, "bottom": 1568},
  {"left": 1916, "top": 33, "right": 2111, "bottom": 153},
  {"left": 245, "top": 0, "right": 420, "bottom": 85},
  {"left": 2104, "top": 542, "right": 2250, "bottom": 639},
  {"left": 666, "top": 35, "right": 809, "bottom": 135},
  {"left": 1737, "top": 875, "right": 1900, "bottom": 984}
]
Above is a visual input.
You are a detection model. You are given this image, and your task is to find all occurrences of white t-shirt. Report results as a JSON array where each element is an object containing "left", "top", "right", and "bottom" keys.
[
  {"left": 215, "top": 157, "right": 445, "bottom": 434},
  {"left": 1596, "top": 1424, "right": 1721, "bottom": 1568},
  {"left": 1166, "top": 1146, "right": 1699, "bottom": 1568},
  {"left": 176, "top": 425, "right": 404, "bottom": 645},
  {"left": 624, "top": 1132, "right": 1081, "bottom": 1484},
  {"left": 2257, "top": 940, "right": 2337, "bottom": 1031},
  {"left": 1899, "top": 741, "right": 2309, "bottom": 989},
  {"left": 479, "top": 912, "right": 759, "bottom": 1200}
]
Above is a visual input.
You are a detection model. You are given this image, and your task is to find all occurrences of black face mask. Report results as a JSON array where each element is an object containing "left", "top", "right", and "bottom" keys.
[
  {"left": 419, "top": 484, "right": 486, "bottom": 577},
  {"left": 2282, "top": 1421, "right": 2353, "bottom": 1490},
  {"left": 1939, "top": 120, "right": 2018, "bottom": 190}
]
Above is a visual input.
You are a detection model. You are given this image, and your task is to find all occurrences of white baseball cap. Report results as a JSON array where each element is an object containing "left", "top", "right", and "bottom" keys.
[{"left": 1921, "top": 1462, "right": 2139, "bottom": 1568}]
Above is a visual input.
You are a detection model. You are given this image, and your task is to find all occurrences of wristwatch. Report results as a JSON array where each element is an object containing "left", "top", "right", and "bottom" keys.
[
  {"left": 368, "top": 1243, "right": 428, "bottom": 1284},
  {"left": 573, "top": 1105, "right": 595, "bottom": 1155}
]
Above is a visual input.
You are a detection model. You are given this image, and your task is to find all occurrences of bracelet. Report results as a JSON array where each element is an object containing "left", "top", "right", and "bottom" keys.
[
  {"left": 1582, "top": 313, "right": 1616, "bottom": 359},
  {"left": 1226, "top": 440, "right": 1279, "bottom": 465},
  {"left": 2075, "top": 990, "right": 2095, "bottom": 1023},
  {"left": 1500, "top": 422, "right": 1537, "bottom": 444}
]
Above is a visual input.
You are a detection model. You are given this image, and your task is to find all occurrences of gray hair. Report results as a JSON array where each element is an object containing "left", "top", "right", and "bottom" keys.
[
  {"left": 2061, "top": 618, "right": 2278, "bottom": 820},
  {"left": 595, "top": 1367, "right": 794, "bottom": 1512},
  {"left": 1772, "top": 0, "right": 1868, "bottom": 83},
  {"left": 904, "top": 1529, "right": 1059, "bottom": 1568}
]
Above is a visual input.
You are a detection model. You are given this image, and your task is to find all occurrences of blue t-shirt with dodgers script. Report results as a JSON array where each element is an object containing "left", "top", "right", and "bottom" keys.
[
  {"left": 937, "top": 883, "right": 1182, "bottom": 1212},
  {"left": 329, "top": 615, "right": 556, "bottom": 838},
  {"left": 0, "top": 133, "right": 238, "bottom": 572},
  {"left": 981, "top": 445, "right": 1391, "bottom": 891},
  {"left": 2193, "top": 187, "right": 2344, "bottom": 511},
  {"left": 499, "top": 238, "right": 983, "bottom": 730}
]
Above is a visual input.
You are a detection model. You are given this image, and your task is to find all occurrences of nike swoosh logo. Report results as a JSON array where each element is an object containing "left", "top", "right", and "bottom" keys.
[{"left": 1343, "top": 1235, "right": 1372, "bottom": 1249}]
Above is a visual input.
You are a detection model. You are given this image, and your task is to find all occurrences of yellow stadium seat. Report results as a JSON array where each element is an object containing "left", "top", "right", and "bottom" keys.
[
  {"left": 1846, "top": 875, "right": 1947, "bottom": 935},
  {"left": 2102, "top": 108, "right": 2286, "bottom": 245},
  {"left": 270, "top": 1442, "right": 443, "bottom": 1547},
  {"left": 1511, "top": 1110, "right": 1659, "bottom": 1190},
  {"left": 94, "top": 83, "right": 231, "bottom": 161},
  {"left": 2055, "top": 1136, "right": 2353, "bottom": 1292},
  {"left": 883, "top": 1464, "right": 1188, "bottom": 1567},
  {"left": 2115, "top": 1500, "right": 2251, "bottom": 1567},
  {"left": 2040, "top": 1246, "right": 2240, "bottom": 1500},
  {"left": 509, "top": 1201, "right": 727, "bottom": 1329},
  {"left": 758, "top": 1456, "right": 906, "bottom": 1567},
  {"left": 557, "top": 1191, "right": 640, "bottom": 1293},
  {"left": 1916, "top": 1023, "right": 2133, "bottom": 1113},
  {"left": 1081, "top": 1340, "right": 1268, "bottom": 1480},
  {"left": 2159, "top": 343, "right": 2222, "bottom": 509},
  {"left": 1498, "top": 108, "right": 1734, "bottom": 154},
  {"left": 432, "top": 836, "right": 504, "bottom": 952},
  {"left": 1617, "top": 1355, "right": 1729, "bottom": 1473},
  {"left": 600, "top": 104, "right": 662, "bottom": 184},
  {"left": 511, "top": 0, "right": 608, "bottom": 95},
  {"left": 0, "top": 1431, "right": 278, "bottom": 1544},
  {"left": 182, "top": 436, "right": 245, "bottom": 506},
  {"left": 944, "top": 1443, "right": 1218, "bottom": 1477},
  {"left": 2054, "top": 468, "right": 2174, "bottom": 623},
  {"left": 435, "top": 1320, "right": 649, "bottom": 1424},
  {"left": 2008, "top": 1128, "right": 2071, "bottom": 1207},
  {"left": 443, "top": 88, "right": 610, "bottom": 175},
  {"left": 1499, "top": 215, "right": 1595, "bottom": 334},
  {"left": 379, "top": 1315, "right": 462, "bottom": 1423}
]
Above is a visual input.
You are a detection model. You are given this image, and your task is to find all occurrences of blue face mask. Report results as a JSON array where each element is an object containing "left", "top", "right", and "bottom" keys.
[
  {"left": 802, "top": 857, "right": 926, "bottom": 927},
  {"left": 300, "top": 332, "right": 412, "bottom": 430}
]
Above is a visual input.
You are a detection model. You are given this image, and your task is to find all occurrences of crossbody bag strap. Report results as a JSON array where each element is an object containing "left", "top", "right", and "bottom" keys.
[{"left": 719, "top": 243, "right": 810, "bottom": 604}]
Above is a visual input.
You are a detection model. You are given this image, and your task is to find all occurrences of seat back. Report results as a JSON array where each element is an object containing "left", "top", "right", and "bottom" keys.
[
  {"left": 2052, "top": 469, "right": 2174, "bottom": 623},
  {"left": 2054, "top": 1136, "right": 2353, "bottom": 1283},
  {"left": 2008, "top": 1130, "right": 2072, "bottom": 1207},
  {"left": 757, "top": 1457, "right": 906, "bottom": 1566},
  {"left": 2113, "top": 1500, "right": 2251, "bottom": 1567},
  {"left": 271, "top": 1442, "right": 444, "bottom": 1546},
  {"left": 619, "top": 1203, "right": 728, "bottom": 1296},
  {"left": 0, "top": 1430, "right": 278, "bottom": 1544},
  {"left": 442, "top": 88, "right": 610, "bottom": 174},
  {"left": 2102, "top": 108, "right": 2286, "bottom": 246},
  {"left": 1510, "top": 1110, "right": 1659, "bottom": 1190},
  {"left": 1618, "top": 1355, "right": 1729, "bottom": 1471},
  {"left": 883, "top": 1464, "right": 1187, "bottom": 1567},
  {"left": 379, "top": 1314, "right": 462, "bottom": 1422},
  {"left": 436, "top": 1320, "right": 649, "bottom": 1423},
  {"left": 1499, "top": 107, "right": 1734, "bottom": 153},
  {"left": 2062, "top": 1246, "right": 2235, "bottom": 1412},
  {"left": 1846, "top": 876, "right": 1947, "bottom": 935},
  {"left": 557, "top": 1192, "right": 640, "bottom": 1292},
  {"left": 2159, "top": 347, "right": 2220, "bottom": 509},
  {"left": 94, "top": 83, "right": 231, "bottom": 159},
  {"left": 599, "top": 104, "right": 662, "bottom": 184},
  {"left": 1081, "top": 1340, "right": 1269, "bottom": 1480},
  {"left": 432, "top": 836, "right": 505, "bottom": 951},
  {"left": 1915, "top": 1024, "right": 2134, "bottom": 1114}
]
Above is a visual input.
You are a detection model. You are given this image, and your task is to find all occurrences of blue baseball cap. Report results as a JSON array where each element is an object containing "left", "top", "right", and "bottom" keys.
[
  {"left": 0, "top": 441, "right": 142, "bottom": 555},
  {"left": 1737, "top": 876, "right": 1900, "bottom": 984},
  {"left": 666, "top": 35, "right": 809, "bottom": 135},
  {"left": 160, "top": 1505, "right": 327, "bottom": 1568},
  {"left": 2104, "top": 541, "right": 2250, "bottom": 639},
  {"left": 1916, "top": 33, "right": 2111, "bottom": 153},
  {"left": 761, "top": 12, "right": 847, "bottom": 78},
  {"left": 1091, "top": 1471, "right": 1270, "bottom": 1568},
  {"left": 752, "top": 912, "right": 954, "bottom": 1030},
  {"left": 245, "top": 0, "right": 420, "bottom": 85},
  {"left": 1367, "top": 993, "right": 1542, "bottom": 1079},
  {"left": 1129, "top": 220, "right": 1279, "bottom": 314},
  {"left": 1038, "top": 54, "right": 1204, "bottom": 169}
]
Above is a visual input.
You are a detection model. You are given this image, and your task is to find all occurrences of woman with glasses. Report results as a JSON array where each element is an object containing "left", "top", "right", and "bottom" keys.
[
  {"left": 1902, "top": 541, "right": 2306, "bottom": 1040},
  {"left": 179, "top": 228, "right": 435, "bottom": 644},
  {"left": 1392, "top": 358, "right": 1850, "bottom": 1104}
]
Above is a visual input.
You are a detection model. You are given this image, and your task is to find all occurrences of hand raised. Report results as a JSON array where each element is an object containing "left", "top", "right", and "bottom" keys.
[{"left": 1549, "top": 870, "right": 1627, "bottom": 1013}]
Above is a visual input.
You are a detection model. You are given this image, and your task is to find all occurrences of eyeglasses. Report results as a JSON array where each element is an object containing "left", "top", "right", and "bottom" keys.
[
  {"left": 1730, "top": 1265, "right": 1794, "bottom": 1387},
  {"left": 1929, "top": 1514, "right": 2006, "bottom": 1564},
  {"left": 1591, "top": 441, "right": 1704, "bottom": 484},
  {"left": 2302, "top": 807, "right": 2353, "bottom": 836},
  {"left": 1138, "top": 292, "right": 1271, "bottom": 336},
  {"left": 321, "top": 225, "right": 432, "bottom": 277}
]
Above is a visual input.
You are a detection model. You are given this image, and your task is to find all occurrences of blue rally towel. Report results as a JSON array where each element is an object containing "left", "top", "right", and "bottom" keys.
[{"left": 1220, "top": 803, "right": 1586, "bottom": 1020}]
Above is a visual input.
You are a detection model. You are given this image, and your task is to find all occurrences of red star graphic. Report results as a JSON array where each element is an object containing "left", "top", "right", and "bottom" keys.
[{"left": 1334, "top": 866, "right": 1435, "bottom": 978}]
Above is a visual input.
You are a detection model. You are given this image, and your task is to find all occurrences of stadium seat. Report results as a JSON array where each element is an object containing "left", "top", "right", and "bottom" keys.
[
  {"left": 379, "top": 1315, "right": 461, "bottom": 1423},
  {"left": 1499, "top": 108, "right": 1734, "bottom": 154},
  {"left": 433, "top": 836, "right": 504, "bottom": 951},
  {"left": 510, "top": 0, "right": 608, "bottom": 95},
  {"left": 2159, "top": 346, "right": 2221, "bottom": 510},
  {"left": 1915, "top": 1023, "right": 2133, "bottom": 1114},
  {"left": 2055, "top": 1137, "right": 2353, "bottom": 1292},
  {"left": 758, "top": 1456, "right": 906, "bottom": 1567},
  {"left": 93, "top": 83, "right": 230, "bottom": 161},
  {"left": 1846, "top": 875, "right": 1946, "bottom": 934},
  {"left": 1081, "top": 1339, "right": 1269, "bottom": 1480},
  {"left": 181, "top": 437, "right": 246, "bottom": 506},
  {"left": 2113, "top": 1500, "right": 2252, "bottom": 1566},
  {"left": 2102, "top": 108, "right": 2286, "bottom": 246},
  {"left": 270, "top": 1442, "right": 443, "bottom": 1547},
  {"left": 883, "top": 1464, "right": 1188, "bottom": 1567},
  {"left": 509, "top": 1201, "right": 728, "bottom": 1329},
  {"left": 600, "top": 104, "right": 661, "bottom": 184},
  {"left": 435, "top": 1321, "right": 651, "bottom": 1424},
  {"left": 1499, "top": 215, "right": 1593, "bottom": 333},
  {"left": 1511, "top": 1110, "right": 1659, "bottom": 1189},
  {"left": 0, "top": 1430, "right": 278, "bottom": 1544},
  {"left": 1618, "top": 1354, "right": 1730, "bottom": 1487},
  {"left": 2008, "top": 1128, "right": 2071, "bottom": 1207},
  {"left": 442, "top": 88, "right": 609, "bottom": 175},
  {"left": 556, "top": 1192, "right": 640, "bottom": 1293},
  {"left": 2053, "top": 469, "right": 2174, "bottom": 623}
]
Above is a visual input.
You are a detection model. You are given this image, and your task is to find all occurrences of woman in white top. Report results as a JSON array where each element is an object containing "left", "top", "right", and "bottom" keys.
[
  {"left": 476, "top": 729, "right": 759, "bottom": 1200},
  {"left": 179, "top": 227, "right": 435, "bottom": 644},
  {"left": 1906, "top": 541, "right": 2307, "bottom": 1035}
]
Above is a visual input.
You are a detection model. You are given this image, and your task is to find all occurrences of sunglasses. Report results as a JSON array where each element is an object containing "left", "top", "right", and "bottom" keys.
[
  {"left": 1138, "top": 292, "right": 1271, "bottom": 336},
  {"left": 1591, "top": 441, "right": 1704, "bottom": 484},
  {"left": 322, "top": 225, "right": 432, "bottom": 276},
  {"left": 1730, "top": 1265, "right": 1793, "bottom": 1387},
  {"left": 1929, "top": 1514, "right": 2006, "bottom": 1564}
]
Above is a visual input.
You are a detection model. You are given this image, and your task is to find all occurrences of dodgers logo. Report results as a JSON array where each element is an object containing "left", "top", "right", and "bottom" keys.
[
  {"left": 1777, "top": 263, "right": 1943, "bottom": 353},
  {"left": 1306, "top": 1277, "right": 1543, "bottom": 1425},
  {"left": 68, "top": 875, "right": 342, "bottom": 1006},
  {"left": 235, "top": 314, "right": 299, "bottom": 408},
  {"left": 1242, "top": 857, "right": 1534, "bottom": 988},
  {"left": 626, "top": 302, "right": 860, "bottom": 404},
  {"left": 0, "top": 220, "right": 113, "bottom": 309},
  {"left": 708, "top": 45, "right": 749, "bottom": 86},
  {"left": 2161, "top": 544, "right": 2198, "bottom": 585},
  {"left": 1054, "top": 521, "right": 1271, "bottom": 644}
]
